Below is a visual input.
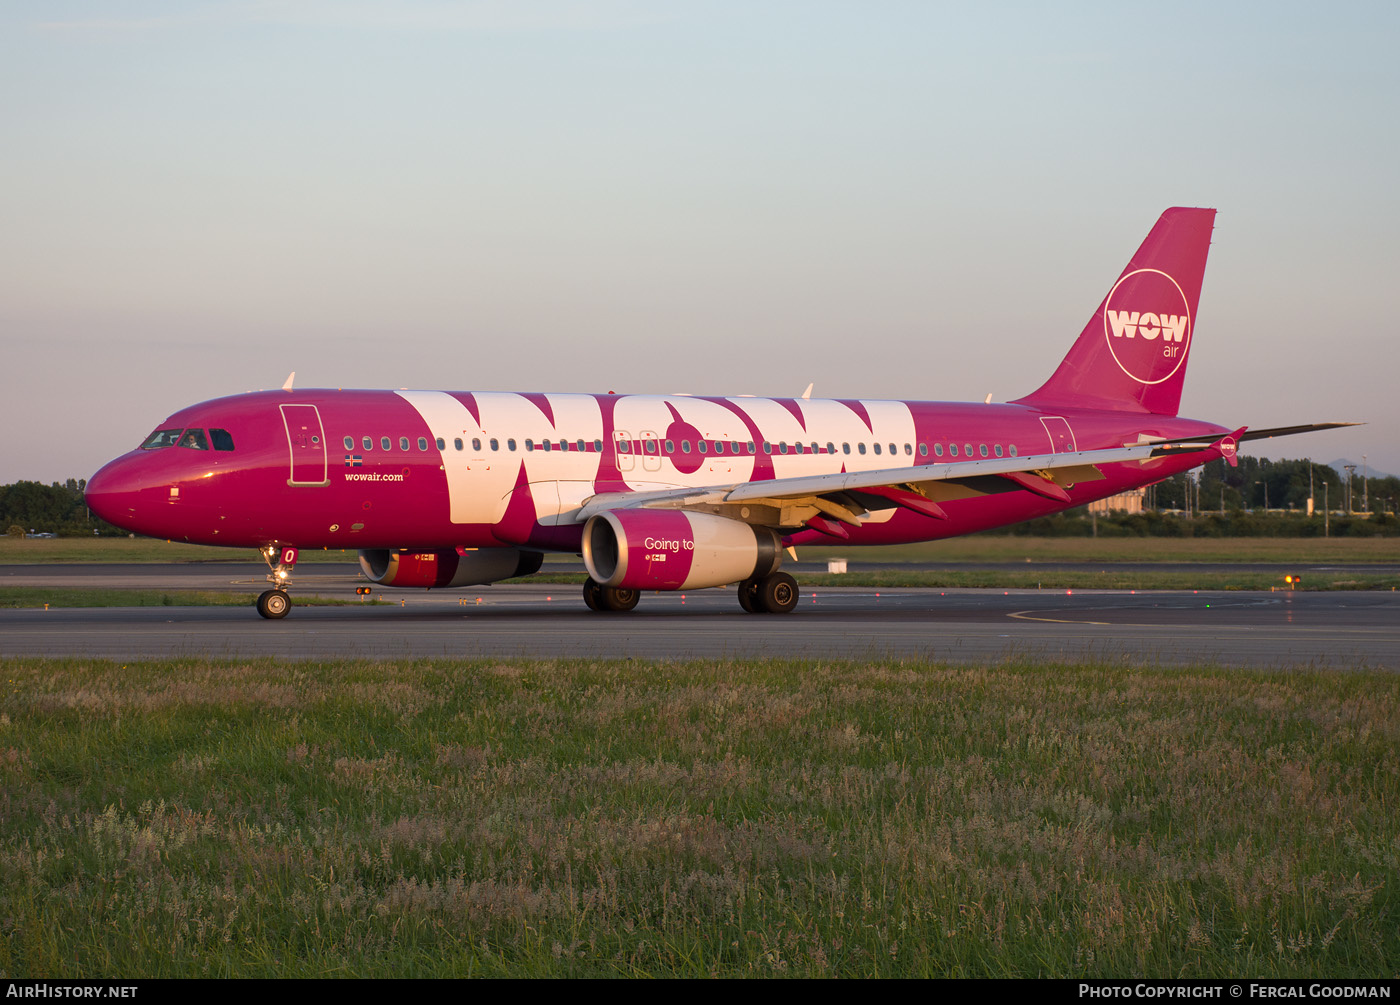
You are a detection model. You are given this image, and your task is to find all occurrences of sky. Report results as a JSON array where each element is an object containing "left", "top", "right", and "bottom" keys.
[{"left": 2, "top": 0, "right": 1397, "bottom": 485}]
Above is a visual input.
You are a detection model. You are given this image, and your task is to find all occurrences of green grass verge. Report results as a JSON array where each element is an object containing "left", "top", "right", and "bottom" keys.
[
  {"left": 0, "top": 657, "right": 1395, "bottom": 978},
  {"left": 0, "top": 588, "right": 387, "bottom": 609},
  {"left": 6, "top": 536, "right": 1400, "bottom": 565}
]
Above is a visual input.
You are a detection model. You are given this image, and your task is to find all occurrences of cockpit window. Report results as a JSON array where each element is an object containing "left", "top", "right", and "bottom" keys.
[
  {"left": 142, "top": 428, "right": 183, "bottom": 449},
  {"left": 179, "top": 429, "right": 209, "bottom": 450},
  {"left": 210, "top": 428, "right": 235, "bottom": 451}
]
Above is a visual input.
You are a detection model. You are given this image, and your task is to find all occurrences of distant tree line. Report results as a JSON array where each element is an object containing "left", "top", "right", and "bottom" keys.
[
  {"left": 1, "top": 479, "right": 125, "bottom": 537},
  {"left": 1001, "top": 456, "right": 1400, "bottom": 537}
]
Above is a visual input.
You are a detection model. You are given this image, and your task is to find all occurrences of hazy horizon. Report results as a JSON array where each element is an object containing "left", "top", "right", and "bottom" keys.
[{"left": 3, "top": 1, "right": 1396, "bottom": 485}]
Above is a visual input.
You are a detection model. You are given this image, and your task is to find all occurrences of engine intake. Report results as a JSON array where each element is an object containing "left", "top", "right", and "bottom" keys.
[
  {"left": 583, "top": 510, "right": 781, "bottom": 591},
  {"left": 358, "top": 547, "right": 543, "bottom": 588}
]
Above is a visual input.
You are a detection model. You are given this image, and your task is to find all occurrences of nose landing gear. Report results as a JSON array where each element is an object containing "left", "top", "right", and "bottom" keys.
[{"left": 256, "top": 544, "right": 298, "bottom": 619}]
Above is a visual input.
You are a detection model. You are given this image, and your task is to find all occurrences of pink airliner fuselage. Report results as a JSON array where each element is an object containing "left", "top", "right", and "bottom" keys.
[{"left": 86, "top": 208, "right": 1341, "bottom": 617}]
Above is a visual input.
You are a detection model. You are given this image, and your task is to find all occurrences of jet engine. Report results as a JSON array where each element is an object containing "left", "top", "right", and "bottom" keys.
[
  {"left": 358, "top": 547, "right": 543, "bottom": 588},
  {"left": 583, "top": 509, "right": 781, "bottom": 591}
]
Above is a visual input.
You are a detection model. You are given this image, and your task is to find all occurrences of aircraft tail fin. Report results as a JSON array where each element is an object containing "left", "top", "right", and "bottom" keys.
[{"left": 1012, "top": 207, "right": 1216, "bottom": 416}]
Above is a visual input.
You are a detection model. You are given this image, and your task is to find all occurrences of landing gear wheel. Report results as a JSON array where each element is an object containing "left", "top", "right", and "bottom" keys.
[
  {"left": 759, "top": 572, "right": 799, "bottom": 614},
  {"left": 602, "top": 586, "right": 640, "bottom": 612},
  {"left": 256, "top": 589, "right": 291, "bottom": 619},
  {"left": 736, "top": 578, "right": 763, "bottom": 613},
  {"left": 582, "top": 578, "right": 604, "bottom": 611}
]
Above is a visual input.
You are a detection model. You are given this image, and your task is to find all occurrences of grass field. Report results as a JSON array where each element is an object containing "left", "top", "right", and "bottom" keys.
[
  {"left": 5, "top": 536, "right": 1400, "bottom": 566},
  {"left": 1, "top": 657, "right": 1395, "bottom": 978}
]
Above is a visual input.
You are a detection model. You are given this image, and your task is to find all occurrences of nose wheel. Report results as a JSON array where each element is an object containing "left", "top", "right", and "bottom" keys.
[
  {"left": 256, "top": 589, "right": 291, "bottom": 619},
  {"left": 256, "top": 544, "right": 299, "bottom": 619}
]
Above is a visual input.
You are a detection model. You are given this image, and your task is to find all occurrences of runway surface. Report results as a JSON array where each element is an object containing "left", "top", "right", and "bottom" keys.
[{"left": 2, "top": 562, "right": 1396, "bottom": 668}]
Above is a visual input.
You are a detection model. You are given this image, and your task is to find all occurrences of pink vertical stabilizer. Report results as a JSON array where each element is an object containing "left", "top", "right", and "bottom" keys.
[{"left": 1013, "top": 207, "right": 1216, "bottom": 416}]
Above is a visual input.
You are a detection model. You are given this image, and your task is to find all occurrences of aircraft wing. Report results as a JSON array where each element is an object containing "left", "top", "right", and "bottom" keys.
[{"left": 572, "top": 434, "right": 1235, "bottom": 530}]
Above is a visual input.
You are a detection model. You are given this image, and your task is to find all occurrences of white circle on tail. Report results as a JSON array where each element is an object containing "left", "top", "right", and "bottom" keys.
[{"left": 1101, "top": 268, "right": 1192, "bottom": 385}]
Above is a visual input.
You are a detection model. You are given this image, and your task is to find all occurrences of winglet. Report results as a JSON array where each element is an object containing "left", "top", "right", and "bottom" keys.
[{"left": 282, "top": 371, "right": 296, "bottom": 391}]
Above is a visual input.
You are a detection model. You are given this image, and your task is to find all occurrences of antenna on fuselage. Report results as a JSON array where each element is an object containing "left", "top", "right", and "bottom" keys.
[
  {"left": 801, "top": 383, "right": 813, "bottom": 400},
  {"left": 282, "top": 372, "right": 296, "bottom": 391},
  {"left": 984, "top": 393, "right": 992, "bottom": 404}
]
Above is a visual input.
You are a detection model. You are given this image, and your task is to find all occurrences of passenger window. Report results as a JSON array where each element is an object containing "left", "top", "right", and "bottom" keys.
[
  {"left": 858, "top": 443, "right": 867, "bottom": 455},
  {"left": 980, "top": 444, "right": 988, "bottom": 457},
  {"left": 507, "top": 439, "right": 517, "bottom": 451},
  {"left": 779, "top": 442, "right": 788, "bottom": 454},
  {"left": 995, "top": 444, "right": 1004, "bottom": 457},
  {"left": 525, "top": 439, "right": 534, "bottom": 451},
  {"left": 343, "top": 436, "right": 354, "bottom": 450},
  {"left": 964, "top": 443, "right": 974, "bottom": 457},
  {"left": 141, "top": 428, "right": 183, "bottom": 450},
  {"left": 435, "top": 437, "right": 445, "bottom": 451},
  {"left": 399, "top": 436, "right": 409, "bottom": 451},
  {"left": 664, "top": 439, "right": 674, "bottom": 453},
  {"left": 1009, "top": 444, "right": 1018, "bottom": 457},
  {"left": 873, "top": 443, "right": 881, "bottom": 455},
  {"left": 826, "top": 442, "right": 835, "bottom": 454},
  {"left": 618, "top": 439, "right": 630, "bottom": 453},
  {"left": 746, "top": 442, "right": 755, "bottom": 454},
  {"left": 593, "top": 439, "right": 602, "bottom": 452},
  {"left": 541, "top": 439, "right": 551, "bottom": 452},
  {"left": 763, "top": 442, "right": 773, "bottom": 454},
  {"left": 418, "top": 437, "right": 428, "bottom": 451},
  {"left": 697, "top": 440, "right": 707, "bottom": 454},
  {"left": 454, "top": 438, "right": 463, "bottom": 451},
  {"left": 934, "top": 443, "right": 943, "bottom": 457},
  {"left": 918, "top": 443, "right": 928, "bottom": 457},
  {"left": 380, "top": 437, "right": 391, "bottom": 451},
  {"left": 491, "top": 439, "right": 500, "bottom": 451},
  {"left": 681, "top": 440, "right": 691, "bottom": 453},
  {"left": 843, "top": 443, "right": 851, "bottom": 455},
  {"left": 577, "top": 439, "right": 586, "bottom": 452},
  {"left": 179, "top": 429, "right": 209, "bottom": 450},
  {"left": 949, "top": 444, "right": 958, "bottom": 457},
  {"left": 363, "top": 437, "right": 374, "bottom": 451},
  {"left": 904, "top": 443, "right": 912, "bottom": 456},
  {"left": 210, "top": 429, "right": 235, "bottom": 452},
  {"left": 472, "top": 438, "right": 482, "bottom": 451}
]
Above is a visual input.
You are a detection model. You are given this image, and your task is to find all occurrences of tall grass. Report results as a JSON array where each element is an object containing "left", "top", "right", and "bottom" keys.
[{"left": 1, "top": 657, "right": 1395, "bottom": 977}]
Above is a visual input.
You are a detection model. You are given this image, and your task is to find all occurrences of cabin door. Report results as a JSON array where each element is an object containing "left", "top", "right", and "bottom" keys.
[
  {"left": 1039, "top": 416, "right": 1077, "bottom": 455},
  {"left": 281, "top": 404, "right": 329, "bottom": 486}
]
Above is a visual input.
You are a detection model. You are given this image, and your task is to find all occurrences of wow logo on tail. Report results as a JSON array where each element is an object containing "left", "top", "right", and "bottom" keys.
[{"left": 1102, "top": 268, "right": 1193, "bottom": 385}]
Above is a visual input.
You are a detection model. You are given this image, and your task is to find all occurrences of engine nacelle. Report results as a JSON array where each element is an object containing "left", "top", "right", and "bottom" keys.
[
  {"left": 358, "top": 547, "right": 544, "bottom": 588},
  {"left": 583, "top": 510, "right": 781, "bottom": 591}
]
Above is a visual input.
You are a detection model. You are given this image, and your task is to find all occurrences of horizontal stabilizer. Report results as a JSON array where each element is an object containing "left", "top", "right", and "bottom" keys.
[{"left": 1237, "top": 423, "right": 1361, "bottom": 442}]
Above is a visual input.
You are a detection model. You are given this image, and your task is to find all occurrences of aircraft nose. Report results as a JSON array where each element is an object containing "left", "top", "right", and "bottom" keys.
[{"left": 85, "top": 457, "right": 145, "bottom": 529}]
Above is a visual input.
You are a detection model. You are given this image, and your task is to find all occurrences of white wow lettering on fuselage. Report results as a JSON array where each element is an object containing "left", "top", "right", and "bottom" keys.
[{"left": 1105, "top": 311, "right": 1188, "bottom": 342}]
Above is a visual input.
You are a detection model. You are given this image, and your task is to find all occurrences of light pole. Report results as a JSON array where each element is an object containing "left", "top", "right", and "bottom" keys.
[
  {"left": 1363, "top": 454, "right": 1368, "bottom": 515},
  {"left": 1255, "top": 480, "right": 1268, "bottom": 512},
  {"left": 1344, "top": 465, "right": 1356, "bottom": 514}
]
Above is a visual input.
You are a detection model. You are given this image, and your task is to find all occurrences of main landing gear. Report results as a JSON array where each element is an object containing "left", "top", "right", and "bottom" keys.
[
  {"left": 736, "top": 571, "right": 799, "bottom": 614},
  {"left": 580, "top": 572, "right": 799, "bottom": 614},
  {"left": 256, "top": 544, "right": 298, "bottom": 620},
  {"left": 582, "top": 578, "right": 641, "bottom": 612}
]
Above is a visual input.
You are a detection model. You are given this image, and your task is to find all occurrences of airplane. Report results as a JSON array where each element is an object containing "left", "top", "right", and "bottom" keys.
[{"left": 84, "top": 207, "right": 1350, "bottom": 619}]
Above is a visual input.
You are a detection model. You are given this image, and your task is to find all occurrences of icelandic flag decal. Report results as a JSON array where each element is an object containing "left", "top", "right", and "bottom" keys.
[{"left": 344, "top": 455, "right": 362, "bottom": 467}]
